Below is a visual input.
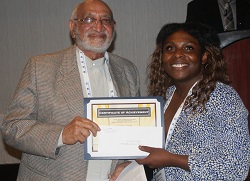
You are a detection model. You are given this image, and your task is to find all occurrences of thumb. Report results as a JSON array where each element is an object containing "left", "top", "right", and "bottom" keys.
[{"left": 139, "top": 145, "right": 153, "bottom": 153}]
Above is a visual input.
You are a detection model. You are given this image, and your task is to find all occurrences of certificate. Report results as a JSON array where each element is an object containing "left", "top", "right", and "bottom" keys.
[{"left": 83, "top": 96, "right": 164, "bottom": 159}]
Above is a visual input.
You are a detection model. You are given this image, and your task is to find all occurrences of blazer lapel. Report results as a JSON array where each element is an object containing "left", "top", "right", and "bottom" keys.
[
  {"left": 57, "top": 45, "right": 84, "bottom": 117},
  {"left": 107, "top": 56, "right": 124, "bottom": 97}
]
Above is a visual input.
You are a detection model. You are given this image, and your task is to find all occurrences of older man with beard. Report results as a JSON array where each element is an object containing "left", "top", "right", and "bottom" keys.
[{"left": 1, "top": 0, "right": 140, "bottom": 180}]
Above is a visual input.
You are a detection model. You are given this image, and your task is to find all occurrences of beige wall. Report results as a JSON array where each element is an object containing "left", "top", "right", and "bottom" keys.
[{"left": 0, "top": 0, "right": 191, "bottom": 164}]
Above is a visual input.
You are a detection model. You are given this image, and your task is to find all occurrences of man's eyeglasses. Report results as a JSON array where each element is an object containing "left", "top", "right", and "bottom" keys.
[{"left": 73, "top": 17, "right": 115, "bottom": 26}]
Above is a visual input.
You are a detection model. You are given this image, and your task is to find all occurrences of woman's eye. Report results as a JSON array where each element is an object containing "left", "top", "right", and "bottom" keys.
[
  {"left": 184, "top": 46, "right": 194, "bottom": 51},
  {"left": 165, "top": 46, "right": 174, "bottom": 51}
]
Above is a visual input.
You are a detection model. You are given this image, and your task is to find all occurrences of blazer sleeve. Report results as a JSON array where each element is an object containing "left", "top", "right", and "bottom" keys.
[
  {"left": 1, "top": 57, "right": 64, "bottom": 159},
  {"left": 188, "top": 85, "right": 250, "bottom": 180}
]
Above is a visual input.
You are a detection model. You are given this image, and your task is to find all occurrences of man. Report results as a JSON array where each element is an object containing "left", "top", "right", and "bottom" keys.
[
  {"left": 1, "top": 0, "right": 140, "bottom": 180},
  {"left": 186, "top": 0, "right": 250, "bottom": 33}
]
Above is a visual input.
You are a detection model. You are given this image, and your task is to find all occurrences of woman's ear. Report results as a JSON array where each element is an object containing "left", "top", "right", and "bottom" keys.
[{"left": 202, "top": 51, "right": 208, "bottom": 65}]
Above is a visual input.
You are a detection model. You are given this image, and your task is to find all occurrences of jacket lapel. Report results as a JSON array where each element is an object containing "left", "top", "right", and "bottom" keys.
[
  {"left": 57, "top": 45, "right": 84, "bottom": 117},
  {"left": 107, "top": 55, "right": 124, "bottom": 97}
]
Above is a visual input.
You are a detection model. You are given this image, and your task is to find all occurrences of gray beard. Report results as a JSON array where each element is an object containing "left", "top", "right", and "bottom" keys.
[{"left": 74, "top": 29, "right": 115, "bottom": 53}]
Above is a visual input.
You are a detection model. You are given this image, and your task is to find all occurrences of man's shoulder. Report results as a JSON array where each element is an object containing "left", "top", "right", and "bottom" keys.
[
  {"left": 108, "top": 53, "right": 128, "bottom": 61},
  {"left": 26, "top": 45, "right": 76, "bottom": 69},
  {"left": 108, "top": 53, "right": 135, "bottom": 67},
  {"left": 32, "top": 45, "right": 75, "bottom": 60}
]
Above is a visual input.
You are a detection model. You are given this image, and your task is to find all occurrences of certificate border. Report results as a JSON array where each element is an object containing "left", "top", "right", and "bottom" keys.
[{"left": 83, "top": 96, "right": 165, "bottom": 160}]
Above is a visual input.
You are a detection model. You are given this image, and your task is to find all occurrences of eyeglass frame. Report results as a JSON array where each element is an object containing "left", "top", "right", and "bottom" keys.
[{"left": 73, "top": 17, "right": 116, "bottom": 27}]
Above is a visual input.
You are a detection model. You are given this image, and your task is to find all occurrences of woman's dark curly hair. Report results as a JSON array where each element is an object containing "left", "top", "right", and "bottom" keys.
[{"left": 148, "top": 22, "right": 231, "bottom": 111}]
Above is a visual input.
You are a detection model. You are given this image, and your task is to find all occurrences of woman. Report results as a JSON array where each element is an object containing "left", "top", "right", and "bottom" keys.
[{"left": 136, "top": 22, "right": 250, "bottom": 180}]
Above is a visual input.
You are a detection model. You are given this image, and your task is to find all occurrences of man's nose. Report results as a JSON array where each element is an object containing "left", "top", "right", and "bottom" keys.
[{"left": 92, "top": 20, "right": 104, "bottom": 32}]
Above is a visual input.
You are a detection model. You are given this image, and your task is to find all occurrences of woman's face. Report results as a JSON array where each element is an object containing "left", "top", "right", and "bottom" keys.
[{"left": 162, "top": 30, "right": 207, "bottom": 84}]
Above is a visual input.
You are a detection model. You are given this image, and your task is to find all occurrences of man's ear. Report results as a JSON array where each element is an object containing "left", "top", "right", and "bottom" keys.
[
  {"left": 69, "top": 20, "right": 76, "bottom": 38},
  {"left": 202, "top": 51, "right": 208, "bottom": 65}
]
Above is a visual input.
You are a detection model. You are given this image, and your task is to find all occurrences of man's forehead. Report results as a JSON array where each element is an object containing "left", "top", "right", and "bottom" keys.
[
  {"left": 77, "top": 2, "right": 113, "bottom": 18},
  {"left": 80, "top": 11, "right": 112, "bottom": 18}
]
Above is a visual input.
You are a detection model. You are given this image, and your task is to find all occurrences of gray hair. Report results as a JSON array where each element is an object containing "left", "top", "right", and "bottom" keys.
[{"left": 71, "top": 3, "right": 80, "bottom": 20}]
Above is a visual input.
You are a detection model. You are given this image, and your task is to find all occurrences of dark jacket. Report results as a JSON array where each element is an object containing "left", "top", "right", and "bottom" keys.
[{"left": 186, "top": 0, "right": 250, "bottom": 33}]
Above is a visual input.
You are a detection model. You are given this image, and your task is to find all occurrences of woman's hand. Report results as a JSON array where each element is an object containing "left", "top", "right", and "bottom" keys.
[
  {"left": 136, "top": 145, "right": 190, "bottom": 171},
  {"left": 136, "top": 146, "right": 170, "bottom": 168}
]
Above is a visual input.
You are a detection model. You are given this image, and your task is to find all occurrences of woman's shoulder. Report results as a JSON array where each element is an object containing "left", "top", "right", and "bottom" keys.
[
  {"left": 208, "top": 82, "right": 247, "bottom": 113},
  {"left": 212, "top": 82, "right": 240, "bottom": 98}
]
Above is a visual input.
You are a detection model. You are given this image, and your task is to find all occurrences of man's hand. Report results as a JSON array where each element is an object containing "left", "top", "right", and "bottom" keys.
[
  {"left": 62, "top": 116, "right": 100, "bottom": 145},
  {"left": 109, "top": 161, "right": 131, "bottom": 181}
]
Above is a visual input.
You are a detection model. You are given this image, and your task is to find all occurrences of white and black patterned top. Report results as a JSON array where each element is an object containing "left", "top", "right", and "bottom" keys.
[{"left": 157, "top": 82, "right": 250, "bottom": 180}]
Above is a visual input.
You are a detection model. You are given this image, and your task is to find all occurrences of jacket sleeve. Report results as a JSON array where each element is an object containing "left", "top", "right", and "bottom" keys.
[
  {"left": 1, "top": 57, "right": 63, "bottom": 159},
  {"left": 188, "top": 85, "right": 250, "bottom": 180}
]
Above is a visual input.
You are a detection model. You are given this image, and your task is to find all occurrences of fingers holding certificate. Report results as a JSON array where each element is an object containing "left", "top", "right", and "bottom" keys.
[{"left": 83, "top": 97, "right": 165, "bottom": 159}]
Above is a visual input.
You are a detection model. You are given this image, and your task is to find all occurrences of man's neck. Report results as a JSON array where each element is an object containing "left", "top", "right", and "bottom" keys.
[{"left": 79, "top": 48, "right": 105, "bottom": 60}]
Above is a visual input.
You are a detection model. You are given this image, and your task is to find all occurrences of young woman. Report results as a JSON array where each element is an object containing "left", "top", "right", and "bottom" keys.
[{"left": 136, "top": 22, "right": 250, "bottom": 180}]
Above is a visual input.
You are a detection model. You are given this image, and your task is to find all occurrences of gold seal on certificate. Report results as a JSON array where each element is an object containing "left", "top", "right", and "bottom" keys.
[{"left": 83, "top": 96, "right": 164, "bottom": 159}]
